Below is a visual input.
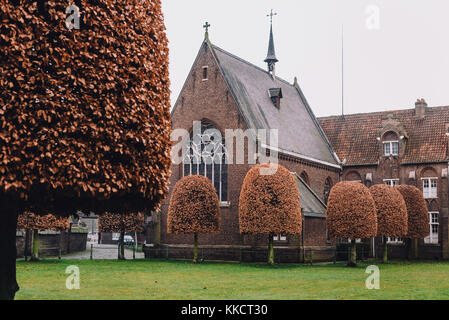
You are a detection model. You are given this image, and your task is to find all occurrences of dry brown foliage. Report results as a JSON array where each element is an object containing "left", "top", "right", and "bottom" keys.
[
  {"left": 370, "top": 184, "right": 408, "bottom": 237},
  {"left": 167, "top": 175, "right": 221, "bottom": 235},
  {"left": 0, "top": 0, "right": 171, "bottom": 215},
  {"left": 396, "top": 185, "right": 429, "bottom": 239},
  {"left": 326, "top": 181, "right": 377, "bottom": 239},
  {"left": 239, "top": 164, "right": 302, "bottom": 235},
  {"left": 98, "top": 212, "right": 144, "bottom": 233},
  {"left": 17, "top": 211, "right": 70, "bottom": 231}
]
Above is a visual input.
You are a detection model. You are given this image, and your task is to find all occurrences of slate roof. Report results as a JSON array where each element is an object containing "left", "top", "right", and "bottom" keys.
[
  {"left": 318, "top": 106, "right": 449, "bottom": 166},
  {"left": 210, "top": 43, "right": 339, "bottom": 167},
  {"left": 293, "top": 173, "right": 326, "bottom": 217}
]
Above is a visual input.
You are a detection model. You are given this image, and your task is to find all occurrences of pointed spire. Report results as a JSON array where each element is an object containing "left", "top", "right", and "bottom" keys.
[
  {"left": 265, "top": 10, "right": 278, "bottom": 76},
  {"left": 265, "top": 25, "right": 278, "bottom": 63}
]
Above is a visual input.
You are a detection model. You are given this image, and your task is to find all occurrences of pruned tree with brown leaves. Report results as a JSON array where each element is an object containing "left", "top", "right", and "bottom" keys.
[
  {"left": 98, "top": 212, "right": 144, "bottom": 260},
  {"left": 168, "top": 175, "right": 221, "bottom": 263},
  {"left": 17, "top": 212, "right": 70, "bottom": 261},
  {"left": 396, "top": 185, "right": 429, "bottom": 259},
  {"left": 0, "top": 0, "right": 171, "bottom": 299},
  {"left": 370, "top": 184, "right": 408, "bottom": 263},
  {"left": 239, "top": 164, "right": 302, "bottom": 265},
  {"left": 326, "top": 181, "right": 377, "bottom": 267}
]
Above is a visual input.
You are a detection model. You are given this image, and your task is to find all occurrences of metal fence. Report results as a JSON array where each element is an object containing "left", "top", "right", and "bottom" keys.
[{"left": 142, "top": 245, "right": 371, "bottom": 265}]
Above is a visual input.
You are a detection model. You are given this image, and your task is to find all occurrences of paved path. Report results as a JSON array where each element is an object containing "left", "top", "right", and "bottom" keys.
[{"left": 62, "top": 242, "right": 144, "bottom": 260}]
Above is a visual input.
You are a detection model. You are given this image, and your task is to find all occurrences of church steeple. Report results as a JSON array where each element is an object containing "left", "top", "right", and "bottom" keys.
[{"left": 264, "top": 10, "right": 278, "bottom": 77}]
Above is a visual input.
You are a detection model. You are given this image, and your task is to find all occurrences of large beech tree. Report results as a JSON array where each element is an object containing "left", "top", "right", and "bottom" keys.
[
  {"left": 0, "top": 0, "right": 171, "bottom": 299},
  {"left": 370, "top": 184, "right": 408, "bottom": 263},
  {"left": 98, "top": 212, "right": 144, "bottom": 260},
  {"left": 396, "top": 185, "right": 429, "bottom": 259},
  {"left": 167, "top": 175, "right": 221, "bottom": 263},
  {"left": 17, "top": 211, "right": 70, "bottom": 261},
  {"left": 239, "top": 164, "right": 302, "bottom": 265},
  {"left": 326, "top": 181, "right": 377, "bottom": 267}
]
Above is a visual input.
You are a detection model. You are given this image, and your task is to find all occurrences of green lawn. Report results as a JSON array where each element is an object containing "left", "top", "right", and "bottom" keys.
[{"left": 15, "top": 259, "right": 449, "bottom": 300}]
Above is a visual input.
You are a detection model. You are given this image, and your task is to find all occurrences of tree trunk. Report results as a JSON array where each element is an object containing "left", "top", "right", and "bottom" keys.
[
  {"left": 0, "top": 210, "right": 20, "bottom": 300},
  {"left": 382, "top": 236, "right": 388, "bottom": 264},
  {"left": 406, "top": 238, "right": 412, "bottom": 260},
  {"left": 268, "top": 234, "right": 274, "bottom": 265},
  {"left": 154, "top": 212, "right": 161, "bottom": 246},
  {"left": 118, "top": 232, "right": 125, "bottom": 260},
  {"left": 347, "top": 240, "right": 357, "bottom": 267},
  {"left": 24, "top": 229, "right": 30, "bottom": 261},
  {"left": 413, "top": 238, "right": 419, "bottom": 260},
  {"left": 31, "top": 229, "right": 39, "bottom": 261},
  {"left": 193, "top": 233, "right": 198, "bottom": 264}
]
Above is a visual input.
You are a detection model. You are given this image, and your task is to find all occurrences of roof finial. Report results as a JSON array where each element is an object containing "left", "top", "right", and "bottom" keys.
[
  {"left": 264, "top": 10, "right": 278, "bottom": 77},
  {"left": 203, "top": 21, "right": 211, "bottom": 41},
  {"left": 267, "top": 9, "right": 277, "bottom": 24}
]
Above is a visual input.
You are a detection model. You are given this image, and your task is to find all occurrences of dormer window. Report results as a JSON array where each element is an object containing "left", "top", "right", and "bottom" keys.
[
  {"left": 268, "top": 88, "right": 282, "bottom": 108},
  {"left": 383, "top": 141, "right": 399, "bottom": 156},
  {"left": 382, "top": 131, "right": 399, "bottom": 156}
]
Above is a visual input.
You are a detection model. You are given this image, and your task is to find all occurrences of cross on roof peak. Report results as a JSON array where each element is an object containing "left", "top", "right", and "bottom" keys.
[
  {"left": 203, "top": 21, "right": 211, "bottom": 41},
  {"left": 267, "top": 9, "right": 277, "bottom": 24},
  {"left": 203, "top": 21, "right": 210, "bottom": 32}
]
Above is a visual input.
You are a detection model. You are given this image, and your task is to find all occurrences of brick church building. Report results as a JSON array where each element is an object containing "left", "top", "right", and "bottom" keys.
[
  {"left": 145, "top": 22, "right": 449, "bottom": 261},
  {"left": 146, "top": 23, "right": 341, "bottom": 261}
]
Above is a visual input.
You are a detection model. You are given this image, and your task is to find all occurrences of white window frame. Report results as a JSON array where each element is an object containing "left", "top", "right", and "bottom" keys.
[
  {"left": 424, "top": 212, "right": 439, "bottom": 244},
  {"left": 384, "top": 179, "right": 399, "bottom": 186},
  {"left": 383, "top": 141, "right": 399, "bottom": 156},
  {"left": 273, "top": 234, "right": 287, "bottom": 241},
  {"left": 347, "top": 238, "right": 362, "bottom": 243},
  {"left": 387, "top": 237, "right": 403, "bottom": 244},
  {"left": 422, "top": 177, "right": 438, "bottom": 199}
]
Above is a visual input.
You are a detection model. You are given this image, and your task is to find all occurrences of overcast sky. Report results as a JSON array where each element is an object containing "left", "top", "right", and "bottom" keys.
[{"left": 162, "top": 0, "right": 449, "bottom": 117}]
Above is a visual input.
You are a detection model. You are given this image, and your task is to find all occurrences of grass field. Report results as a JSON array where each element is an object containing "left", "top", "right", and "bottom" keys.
[{"left": 15, "top": 259, "right": 449, "bottom": 300}]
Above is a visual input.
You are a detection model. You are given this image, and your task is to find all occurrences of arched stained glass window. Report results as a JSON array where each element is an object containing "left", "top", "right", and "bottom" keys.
[{"left": 183, "top": 120, "right": 228, "bottom": 202}]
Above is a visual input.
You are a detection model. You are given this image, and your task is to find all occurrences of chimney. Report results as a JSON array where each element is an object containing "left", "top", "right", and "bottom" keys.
[{"left": 415, "top": 98, "right": 427, "bottom": 119}]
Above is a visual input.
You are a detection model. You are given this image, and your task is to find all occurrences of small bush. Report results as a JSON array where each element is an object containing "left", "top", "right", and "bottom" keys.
[
  {"left": 370, "top": 184, "right": 408, "bottom": 237},
  {"left": 98, "top": 212, "right": 144, "bottom": 233},
  {"left": 396, "top": 185, "right": 429, "bottom": 239},
  {"left": 326, "top": 181, "right": 377, "bottom": 239},
  {"left": 17, "top": 212, "right": 70, "bottom": 231},
  {"left": 239, "top": 164, "right": 302, "bottom": 235},
  {"left": 167, "top": 175, "right": 220, "bottom": 235}
]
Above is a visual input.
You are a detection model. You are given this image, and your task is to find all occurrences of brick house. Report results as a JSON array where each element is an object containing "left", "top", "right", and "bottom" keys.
[
  {"left": 319, "top": 100, "right": 449, "bottom": 259},
  {"left": 146, "top": 26, "right": 341, "bottom": 261}
]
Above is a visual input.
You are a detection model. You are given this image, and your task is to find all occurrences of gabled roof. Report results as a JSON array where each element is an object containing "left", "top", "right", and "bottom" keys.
[
  {"left": 293, "top": 173, "right": 326, "bottom": 217},
  {"left": 209, "top": 42, "right": 339, "bottom": 167},
  {"left": 318, "top": 106, "right": 449, "bottom": 166}
]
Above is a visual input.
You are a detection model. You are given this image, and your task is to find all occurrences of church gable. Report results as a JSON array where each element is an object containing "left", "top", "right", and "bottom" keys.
[
  {"left": 171, "top": 26, "right": 339, "bottom": 169},
  {"left": 171, "top": 40, "right": 246, "bottom": 134}
]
